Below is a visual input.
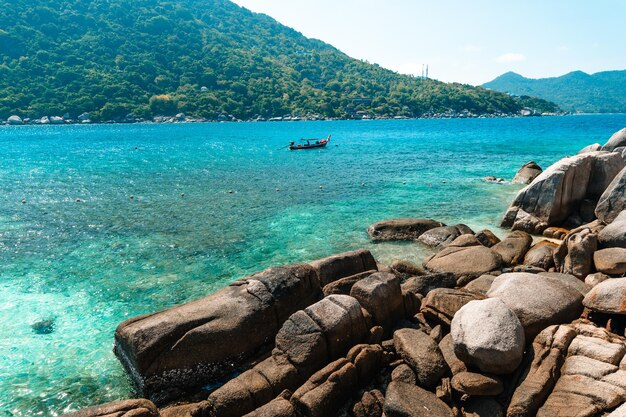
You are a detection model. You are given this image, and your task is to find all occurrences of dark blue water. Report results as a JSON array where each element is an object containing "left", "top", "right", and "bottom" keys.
[{"left": 1, "top": 115, "right": 625, "bottom": 416}]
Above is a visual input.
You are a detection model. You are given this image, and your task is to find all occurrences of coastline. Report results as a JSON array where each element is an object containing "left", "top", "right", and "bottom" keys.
[{"left": 55, "top": 125, "right": 626, "bottom": 417}]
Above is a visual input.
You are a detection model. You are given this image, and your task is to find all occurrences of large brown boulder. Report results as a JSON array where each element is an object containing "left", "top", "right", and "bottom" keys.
[
  {"left": 308, "top": 250, "right": 378, "bottom": 286},
  {"left": 61, "top": 400, "right": 159, "bottom": 417},
  {"left": 114, "top": 264, "right": 322, "bottom": 402},
  {"left": 383, "top": 381, "right": 454, "bottom": 417},
  {"left": 393, "top": 328, "right": 448, "bottom": 389},
  {"left": 367, "top": 218, "right": 444, "bottom": 241},
  {"left": 487, "top": 273, "right": 583, "bottom": 340},
  {"left": 423, "top": 236, "right": 503, "bottom": 284},
  {"left": 350, "top": 272, "right": 404, "bottom": 331},
  {"left": 492, "top": 231, "right": 533, "bottom": 266},
  {"left": 512, "top": 161, "right": 543, "bottom": 184},
  {"left": 523, "top": 240, "right": 558, "bottom": 270},
  {"left": 594, "top": 248, "right": 626, "bottom": 275},
  {"left": 401, "top": 272, "right": 456, "bottom": 296},
  {"left": 603, "top": 127, "right": 626, "bottom": 151},
  {"left": 501, "top": 152, "right": 623, "bottom": 234},
  {"left": 595, "top": 167, "right": 626, "bottom": 224}
]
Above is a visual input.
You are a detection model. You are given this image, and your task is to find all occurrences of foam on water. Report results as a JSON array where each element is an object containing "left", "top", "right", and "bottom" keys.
[{"left": 1, "top": 115, "right": 625, "bottom": 416}]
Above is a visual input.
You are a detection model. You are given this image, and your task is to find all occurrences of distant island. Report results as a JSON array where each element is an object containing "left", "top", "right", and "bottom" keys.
[
  {"left": 483, "top": 70, "right": 626, "bottom": 113},
  {"left": 0, "top": 0, "right": 559, "bottom": 124}
]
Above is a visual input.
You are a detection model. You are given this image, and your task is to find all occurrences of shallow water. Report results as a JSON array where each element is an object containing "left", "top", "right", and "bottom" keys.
[{"left": 1, "top": 115, "right": 625, "bottom": 416}]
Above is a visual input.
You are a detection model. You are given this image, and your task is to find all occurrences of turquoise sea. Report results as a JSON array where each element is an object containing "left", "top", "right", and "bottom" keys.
[{"left": 1, "top": 115, "right": 626, "bottom": 416}]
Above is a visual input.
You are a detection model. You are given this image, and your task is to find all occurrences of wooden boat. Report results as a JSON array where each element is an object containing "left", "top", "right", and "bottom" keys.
[{"left": 289, "top": 135, "right": 331, "bottom": 150}]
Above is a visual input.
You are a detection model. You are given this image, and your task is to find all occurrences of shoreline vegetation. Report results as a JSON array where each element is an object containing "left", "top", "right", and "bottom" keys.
[
  {"left": 3, "top": 109, "right": 568, "bottom": 126},
  {"left": 61, "top": 128, "right": 626, "bottom": 417}
]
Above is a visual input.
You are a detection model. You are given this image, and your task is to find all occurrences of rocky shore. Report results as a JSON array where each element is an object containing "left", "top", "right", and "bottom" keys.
[
  {"left": 63, "top": 127, "right": 626, "bottom": 417},
  {"left": 2, "top": 110, "right": 566, "bottom": 126}
]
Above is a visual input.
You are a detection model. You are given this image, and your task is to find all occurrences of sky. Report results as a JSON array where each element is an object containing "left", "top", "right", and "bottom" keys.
[{"left": 231, "top": 0, "right": 626, "bottom": 85}]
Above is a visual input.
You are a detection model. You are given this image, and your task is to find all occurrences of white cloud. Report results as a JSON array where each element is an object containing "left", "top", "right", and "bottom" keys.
[{"left": 496, "top": 53, "right": 526, "bottom": 63}]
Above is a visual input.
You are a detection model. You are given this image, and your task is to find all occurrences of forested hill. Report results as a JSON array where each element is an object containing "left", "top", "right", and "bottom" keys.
[
  {"left": 0, "top": 0, "right": 557, "bottom": 121},
  {"left": 483, "top": 70, "right": 626, "bottom": 113}
]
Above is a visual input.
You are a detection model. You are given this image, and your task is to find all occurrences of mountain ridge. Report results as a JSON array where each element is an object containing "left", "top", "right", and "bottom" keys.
[
  {"left": 483, "top": 69, "right": 626, "bottom": 113},
  {"left": 0, "top": 0, "right": 558, "bottom": 121}
]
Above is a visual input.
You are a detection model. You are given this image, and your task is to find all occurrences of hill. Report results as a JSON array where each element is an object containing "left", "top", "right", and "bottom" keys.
[
  {"left": 0, "top": 0, "right": 558, "bottom": 122},
  {"left": 483, "top": 70, "right": 626, "bottom": 113}
]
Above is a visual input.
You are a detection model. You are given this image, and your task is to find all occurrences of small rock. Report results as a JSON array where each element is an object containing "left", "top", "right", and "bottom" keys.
[
  {"left": 391, "top": 363, "right": 417, "bottom": 385},
  {"left": 463, "top": 274, "right": 496, "bottom": 295},
  {"left": 475, "top": 229, "right": 501, "bottom": 248},
  {"left": 492, "top": 231, "right": 533, "bottom": 266},
  {"left": 31, "top": 319, "right": 55, "bottom": 335},
  {"left": 451, "top": 372, "right": 504, "bottom": 396},
  {"left": 585, "top": 272, "right": 611, "bottom": 287},
  {"left": 418, "top": 224, "right": 474, "bottom": 248},
  {"left": 523, "top": 240, "right": 558, "bottom": 270}
]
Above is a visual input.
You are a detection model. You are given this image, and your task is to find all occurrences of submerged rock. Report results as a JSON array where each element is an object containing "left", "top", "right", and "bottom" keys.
[
  {"left": 61, "top": 399, "right": 159, "bottom": 417},
  {"left": 367, "top": 218, "right": 444, "bottom": 241},
  {"left": 31, "top": 319, "right": 55, "bottom": 335}
]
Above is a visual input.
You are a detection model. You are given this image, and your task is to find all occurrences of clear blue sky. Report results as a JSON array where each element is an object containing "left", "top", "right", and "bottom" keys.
[{"left": 231, "top": 0, "right": 626, "bottom": 85}]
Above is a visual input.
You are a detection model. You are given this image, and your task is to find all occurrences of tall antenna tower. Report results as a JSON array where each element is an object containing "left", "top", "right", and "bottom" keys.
[{"left": 426, "top": 65, "right": 429, "bottom": 79}]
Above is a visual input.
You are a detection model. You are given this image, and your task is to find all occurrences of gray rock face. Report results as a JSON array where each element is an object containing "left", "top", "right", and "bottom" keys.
[
  {"left": 367, "top": 218, "right": 444, "bottom": 241},
  {"left": 594, "top": 248, "right": 626, "bottom": 275},
  {"left": 383, "top": 381, "right": 454, "bottom": 417},
  {"left": 61, "top": 399, "right": 159, "bottom": 417},
  {"left": 512, "top": 161, "right": 543, "bottom": 184},
  {"left": 578, "top": 143, "right": 603, "bottom": 154},
  {"left": 418, "top": 224, "right": 474, "bottom": 248},
  {"left": 586, "top": 152, "right": 626, "bottom": 199},
  {"left": 393, "top": 328, "right": 448, "bottom": 388},
  {"left": 603, "top": 127, "right": 626, "bottom": 151},
  {"left": 114, "top": 264, "right": 322, "bottom": 402},
  {"left": 487, "top": 273, "right": 584, "bottom": 340},
  {"left": 492, "top": 231, "right": 533, "bottom": 266},
  {"left": 451, "top": 298, "right": 525, "bottom": 374},
  {"left": 596, "top": 167, "right": 626, "bottom": 224},
  {"left": 501, "top": 152, "right": 623, "bottom": 234},
  {"left": 599, "top": 210, "right": 626, "bottom": 249}
]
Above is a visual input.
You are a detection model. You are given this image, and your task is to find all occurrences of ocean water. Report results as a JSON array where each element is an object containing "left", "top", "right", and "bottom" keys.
[{"left": 1, "top": 114, "right": 625, "bottom": 416}]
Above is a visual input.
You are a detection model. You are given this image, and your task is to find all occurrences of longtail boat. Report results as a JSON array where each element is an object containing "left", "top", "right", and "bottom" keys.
[{"left": 289, "top": 134, "right": 331, "bottom": 150}]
